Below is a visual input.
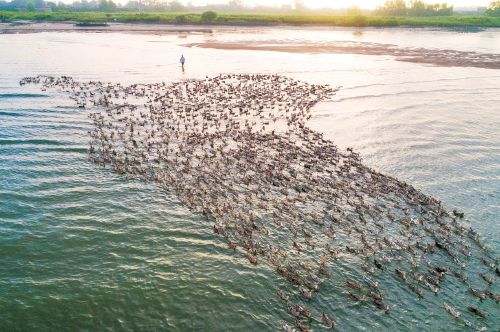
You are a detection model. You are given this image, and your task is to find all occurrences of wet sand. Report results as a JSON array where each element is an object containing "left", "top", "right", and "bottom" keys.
[{"left": 186, "top": 40, "right": 500, "bottom": 70}]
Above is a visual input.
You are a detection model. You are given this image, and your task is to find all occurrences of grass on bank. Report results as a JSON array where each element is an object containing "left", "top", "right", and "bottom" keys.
[{"left": 1, "top": 11, "right": 500, "bottom": 28}]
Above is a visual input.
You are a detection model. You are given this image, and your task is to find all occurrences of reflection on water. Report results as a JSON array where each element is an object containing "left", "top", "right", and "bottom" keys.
[
  {"left": 0, "top": 27, "right": 499, "bottom": 331},
  {"left": 186, "top": 39, "right": 500, "bottom": 69}
]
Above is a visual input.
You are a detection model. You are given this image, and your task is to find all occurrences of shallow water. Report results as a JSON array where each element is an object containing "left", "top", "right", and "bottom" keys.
[{"left": 0, "top": 27, "right": 499, "bottom": 331}]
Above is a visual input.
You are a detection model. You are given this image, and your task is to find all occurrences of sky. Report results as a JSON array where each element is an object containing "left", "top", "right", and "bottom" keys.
[{"left": 179, "top": 0, "right": 490, "bottom": 9}]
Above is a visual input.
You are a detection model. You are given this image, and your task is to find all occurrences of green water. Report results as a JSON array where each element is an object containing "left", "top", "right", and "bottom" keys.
[{"left": 1, "top": 29, "right": 499, "bottom": 331}]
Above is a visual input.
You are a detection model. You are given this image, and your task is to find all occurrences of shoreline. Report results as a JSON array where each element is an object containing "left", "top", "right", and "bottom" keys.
[
  {"left": 1, "top": 21, "right": 498, "bottom": 35},
  {"left": 0, "top": 22, "right": 220, "bottom": 34},
  {"left": 1, "top": 12, "right": 500, "bottom": 33}
]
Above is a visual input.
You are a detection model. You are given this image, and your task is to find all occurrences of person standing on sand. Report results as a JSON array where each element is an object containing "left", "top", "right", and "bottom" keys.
[{"left": 180, "top": 55, "right": 186, "bottom": 71}]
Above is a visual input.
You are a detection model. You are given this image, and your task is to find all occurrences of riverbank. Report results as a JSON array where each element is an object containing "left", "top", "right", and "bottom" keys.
[
  {"left": 0, "top": 21, "right": 217, "bottom": 34},
  {"left": 1, "top": 11, "right": 500, "bottom": 28},
  {"left": 1, "top": 20, "right": 499, "bottom": 36}
]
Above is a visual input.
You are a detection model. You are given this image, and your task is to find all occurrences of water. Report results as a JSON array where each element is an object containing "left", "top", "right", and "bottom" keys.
[{"left": 1, "top": 27, "right": 499, "bottom": 331}]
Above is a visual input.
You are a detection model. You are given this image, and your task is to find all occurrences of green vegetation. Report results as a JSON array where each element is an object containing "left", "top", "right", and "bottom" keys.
[
  {"left": 0, "top": 11, "right": 499, "bottom": 28},
  {"left": 0, "top": 0, "right": 497, "bottom": 28},
  {"left": 375, "top": 0, "right": 453, "bottom": 16},
  {"left": 25, "top": 1, "right": 35, "bottom": 12},
  {"left": 98, "top": 0, "right": 116, "bottom": 12},
  {"left": 486, "top": 0, "right": 500, "bottom": 16},
  {"left": 201, "top": 10, "right": 217, "bottom": 23}
]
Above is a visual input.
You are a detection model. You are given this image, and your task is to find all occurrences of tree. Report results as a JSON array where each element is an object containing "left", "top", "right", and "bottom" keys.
[
  {"left": 33, "top": 0, "right": 45, "bottom": 8},
  {"left": 377, "top": 0, "right": 452, "bottom": 16},
  {"left": 175, "top": 14, "right": 187, "bottom": 23},
  {"left": 26, "top": 1, "right": 35, "bottom": 11},
  {"left": 408, "top": 0, "right": 452, "bottom": 16},
  {"left": 201, "top": 10, "right": 217, "bottom": 23},
  {"left": 98, "top": 0, "right": 116, "bottom": 11},
  {"left": 408, "top": 0, "right": 426, "bottom": 16},
  {"left": 486, "top": 0, "right": 500, "bottom": 16},
  {"left": 376, "top": 0, "right": 407, "bottom": 16}
]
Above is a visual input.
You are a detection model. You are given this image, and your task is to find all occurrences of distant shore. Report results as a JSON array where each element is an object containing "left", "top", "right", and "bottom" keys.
[
  {"left": 1, "top": 11, "right": 500, "bottom": 30},
  {"left": 1, "top": 21, "right": 499, "bottom": 36},
  {"left": 0, "top": 21, "right": 219, "bottom": 34}
]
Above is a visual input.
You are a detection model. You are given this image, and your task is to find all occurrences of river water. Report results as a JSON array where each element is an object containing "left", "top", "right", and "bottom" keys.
[{"left": 0, "top": 27, "right": 499, "bottom": 331}]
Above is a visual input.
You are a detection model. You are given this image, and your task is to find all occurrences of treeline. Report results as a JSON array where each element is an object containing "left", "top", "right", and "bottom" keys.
[
  {"left": 486, "top": 0, "right": 500, "bottom": 16},
  {"left": 375, "top": 0, "right": 453, "bottom": 16},
  {"left": 0, "top": 0, "right": 322, "bottom": 13},
  {"left": 0, "top": 0, "right": 48, "bottom": 11}
]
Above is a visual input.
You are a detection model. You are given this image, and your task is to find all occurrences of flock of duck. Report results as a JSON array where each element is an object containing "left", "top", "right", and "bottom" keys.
[{"left": 21, "top": 74, "right": 498, "bottom": 331}]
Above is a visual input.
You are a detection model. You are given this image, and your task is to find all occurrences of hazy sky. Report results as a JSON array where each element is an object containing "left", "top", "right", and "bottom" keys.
[{"left": 181, "top": 0, "right": 490, "bottom": 9}]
